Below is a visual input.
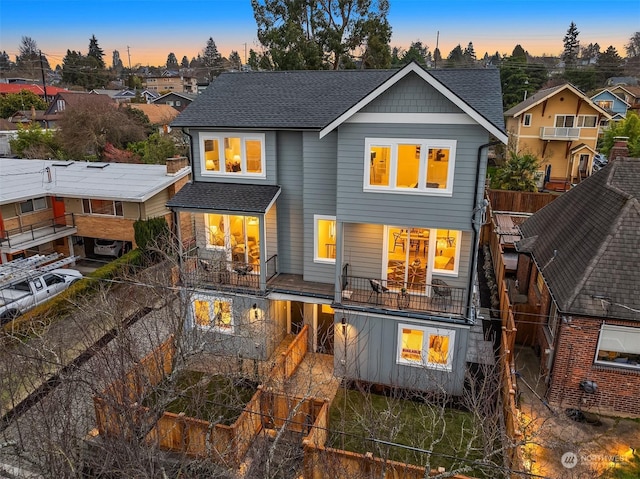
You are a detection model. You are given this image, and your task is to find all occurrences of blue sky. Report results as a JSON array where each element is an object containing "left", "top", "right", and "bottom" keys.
[{"left": 0, "top": 0, "right": 638, "bottom": 68}]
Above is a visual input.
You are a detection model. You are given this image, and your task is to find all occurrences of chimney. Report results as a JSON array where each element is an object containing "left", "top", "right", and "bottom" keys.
[
  {"left": 166, "top": 156, "right": 189, "bottom": 175},
  {"left": 609, "top": 136, "right": 629, "bottom": 162}
]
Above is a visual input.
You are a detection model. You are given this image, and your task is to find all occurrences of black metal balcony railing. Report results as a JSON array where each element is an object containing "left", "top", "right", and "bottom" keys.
[
  {"left": 340, "top": 274, "right": 465, "bottom": 316},
  {"left": 182, "top": 255, "right": 279, "bottom": 292},
  {"left": 0, "top": 213, "right": 76, "bottom": 248}
]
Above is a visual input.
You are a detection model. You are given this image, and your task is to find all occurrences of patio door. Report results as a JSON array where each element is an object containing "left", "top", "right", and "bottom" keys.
[
  {"left": 206, "top": 214, "right": 261, "bottom": 266},
  {"left": 385, "top": 226, "right": 432, "bottom": 293}
]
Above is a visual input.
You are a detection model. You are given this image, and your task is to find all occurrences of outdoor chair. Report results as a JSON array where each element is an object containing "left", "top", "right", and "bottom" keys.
[
  {"left": 369, "top": 279, "right": 389, "bottom": 305},
  {"left": 432, "top": 278, "right": 452, "bottom": 307}
]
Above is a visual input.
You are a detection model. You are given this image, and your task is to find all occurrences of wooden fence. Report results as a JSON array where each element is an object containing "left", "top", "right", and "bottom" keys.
[
  {"left": 266, "top": 324, "right": 309, "bottom": 387},
  {"left": 486, "top": 189, "right": 557, "bottom": 214},
  {"left": 499, "top": 280, "right": 524, "bottom": 477}
]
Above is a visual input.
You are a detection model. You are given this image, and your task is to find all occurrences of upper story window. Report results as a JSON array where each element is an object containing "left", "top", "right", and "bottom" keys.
[
  {"left": 19, "top": 196, "right": 47, "bottom": 214},
  {"left": 364, "top": 138, "right": 456, "bottom": 196},
  {"left": 576, "top": 115, "right": 597, "bottom": 128},
  {"left": 56, "top": 99, "right": 65, "bottom": 112},
  {"left": 555, "top": 115, "right": 597, "bottom": 128},
  {"left": 596, "top": 100, "right": 613, "bottom": 110},
  {"left": 314, "top": 215, "right": 336, "bottom": 264},
  {"left": 82, "top": 198, "right": 124, "bottom": 216},
  {"left": 200, "top": 133, "right": 265, "bottom": 177},
  {"left": 523, "top": 113, "right": 532, "bottom": 127}
]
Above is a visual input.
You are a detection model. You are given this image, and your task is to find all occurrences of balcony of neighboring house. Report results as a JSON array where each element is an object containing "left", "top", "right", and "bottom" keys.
[
  {"left": 0, "top": 213, "right": 77, "bottom": 257},
  {"left": 539, "top": 126, "right": 580, "bottom": 140}
]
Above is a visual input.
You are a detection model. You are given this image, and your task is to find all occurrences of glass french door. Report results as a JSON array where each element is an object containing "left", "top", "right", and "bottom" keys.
[
  {"left": 207, "top": 214, "right": 261, "bottom": 266},
  {"left": 385, "top": 226, "right": 431, "bottom": 293}
]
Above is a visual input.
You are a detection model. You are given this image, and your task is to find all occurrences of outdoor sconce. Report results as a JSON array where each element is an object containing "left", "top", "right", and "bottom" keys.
[
  {"left": 253, "top": 303, "right": 258, "bottom": 320},
  {"left": 341, "top": 317, "right": 347, "bottom": 335}
]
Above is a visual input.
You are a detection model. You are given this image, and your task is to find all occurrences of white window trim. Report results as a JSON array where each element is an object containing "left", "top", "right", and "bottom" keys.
[
  {"left": 191, "top": 293, "right": 234, "bottom": 334},
  {"left": 577, "top": 115, "right": 598, "bottom": 128},
  {"left": 396, "top": 323, "right": 455, "bottom": 371},
  {"left": 313, "top": 214, "right": 336, "bottom": 264},
  {"left": 432, "top": 230, "right": 462, "bottom": 277},
  {"left": 554, "top": 114, "right": 575, "bottom": 128},
  {"left": 523, "top": 113, "right": 532, "bottom": 127},
  {"left": 594, "top": 324, "right": 640, "bottom": 370},
  {"left": 199, "top": 132, "right": 266, "bottom": 178},
  {"left": 363, "top": 138, "right": 456, "bottom": 197}
]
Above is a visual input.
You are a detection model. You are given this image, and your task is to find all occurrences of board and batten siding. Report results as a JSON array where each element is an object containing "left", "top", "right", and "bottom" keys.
[
  {"left": 190, "top": 130, "right": 278, "bottom": 185},
  {"left": 336, "top": 122, "right": 489, "bottom": 231},
  {"left": 303, "top": 131, "right": 337, "bottom": 284},
  {"left": 275, "top": 131, "right": 304, "bottom": 275},
  {"left": 334, "top": 312, "right": 469, "bottom": 395}
]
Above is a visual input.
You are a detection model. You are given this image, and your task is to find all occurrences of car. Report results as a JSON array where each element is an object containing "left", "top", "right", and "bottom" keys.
[
  {"left": 593, "top": 154, "right": 608, "bottom": 172},
  {"left": 94, "top": 239, "right": 125, "bottom": 258}
]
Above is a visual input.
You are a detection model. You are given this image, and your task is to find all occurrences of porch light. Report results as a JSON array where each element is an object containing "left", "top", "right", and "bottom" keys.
[
  {"left": 341, "top": 317, "right": 347, "bottom": 335},
  {"left": 253, "top": 303, "right": 258, "bottom": 319}
]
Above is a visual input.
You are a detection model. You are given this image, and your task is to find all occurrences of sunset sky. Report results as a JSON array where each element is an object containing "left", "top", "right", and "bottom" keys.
[{"left": 1, "top": 0, "right": 638, "bottom": 68}]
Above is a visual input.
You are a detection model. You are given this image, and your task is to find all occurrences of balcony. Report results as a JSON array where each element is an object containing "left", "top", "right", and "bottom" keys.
[
  {"left": 539, "top": 127, "right": 580, "bottom": 140},
  {"left": 181, "top": 256, "right": 277, "bottom": 292},
  {"left": 340, "top": 274, "right": 466, "bottom": 317},
  {"left": 0, "top": 213, "right": 77, "bottom": 254}
]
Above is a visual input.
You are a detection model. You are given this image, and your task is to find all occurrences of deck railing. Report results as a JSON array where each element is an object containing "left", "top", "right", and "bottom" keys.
[
  {"left": 0, "top": 213, "right": 76, "bottom": 248},
  {"left": 340, "top": 274, "right": 465, "bottom": 316}
]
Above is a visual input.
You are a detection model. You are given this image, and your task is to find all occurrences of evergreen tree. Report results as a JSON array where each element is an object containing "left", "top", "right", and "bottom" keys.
[
  {"left": 17, "top": 36, "right": 39, "bottom": 65},
  {"left": 463, "top": 41, "right": 476, "bottom": 65},
  {"left": 580, "top": 42, "right": 600, "bottom": 65},
  {"left": 596, "top": 45, "right": 624, "bottom": 83},
  {"left": 181, "top": 56, "right": 190, "bottom": 69},
  {"left": 112, "top": 50, "right": 124, "bottom": 71},
  {"left": 401, "top": 41, "right": 429, "bottom": 66},
  {"left": 511, "top": 44, "right": 527, "bottom": 62},
  {"left": 202, "top": 38, "right": 222, "bottom": 79},
  {"left": 433, "top": 47, "right": 442, "bottom": 68},
  {"left": 166, "top": 52, "right": 179, "bottom": 70},
  {"left": 229, "top": 50, "right": 242, "bottom": 69},
  {"left": 561, "top": 22, "right": 580, "bottom": 69},
  {"left": 87, "top": 35, "right": 105, "bottom": 69},
  {"left": 248, "top": 49, "right": 260, "bottom": 70},
  {"left": 445, "top": 44, "right": 464, "bottom": 68},
  {"left": 0, "top": 51, "right": 11, "bottom": 73},
  {"left": 625, "top": 31, "right": 640, "bottom": 75}
]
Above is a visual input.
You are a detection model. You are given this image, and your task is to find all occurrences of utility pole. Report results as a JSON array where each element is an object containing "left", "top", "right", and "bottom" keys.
[
  {"left": 39, "top": 50, "right": 48, "bottom": 103},
  {"left": 126, "top": 46, "right": 132, "bottom": 70},
  {"left": 243, "top": 43, "right": 247, "bottom": 66},
  {"left": 434, "top": 31, "right": 439, "bottom": 69}
]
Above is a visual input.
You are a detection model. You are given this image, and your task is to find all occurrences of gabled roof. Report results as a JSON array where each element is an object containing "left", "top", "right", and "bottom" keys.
[
  {"left": 152, "top": 91, "right": 197, "bottom": 102},
  {"left": 0, "top": 158, "right": 190, "bottom": 204},
  {"left": 570, "top": 143, "right": 596, "bottom": 154},
  {"left": 172, "top": 63, "right": 506, "bottom": 142},
  {"left": 44, "top": 92, "right": 115, "bottom": 116},
  {"left": 129, "top": 103, "right": 179, "bottom": 124},
  {"left": 590, "top": 89, "right": 631, "bottom": 107},
  {"left": 517, "top": 158, "right": 640, "bottom": 321},
  {"left": 504, "top": 83, "right": 611, "bottom": 119},
  {"left": 0, "top": 118, "right": 17, "bottom": 131},
  {"left": 609, "top": 85, "right": 640, "bottom": 100},
  {"left": 166, "top": 182, "right": 281, "bottom": 214}
]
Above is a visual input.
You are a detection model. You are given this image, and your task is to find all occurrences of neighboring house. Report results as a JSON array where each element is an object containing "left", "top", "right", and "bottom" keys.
[
  {"left": 43, "top": 92, "right": 115, "bottom": 129},
  {"left": 128, "top": 103, "right": 180, "bottom": 134},
  {"left": 514, "top": 152, "right": 640, "bottom": 415},
  {"left": 0, "top": 157, "right": 190, "bottom": 263},
  {"left": 8, "top": 109, "right": 47, "bottom": 128},
  {"left": 91, "top": 88, "right": 137, "bottom": 103},
  {"left": 0, "top": 84, "right": 68, "bottom": 100},
  {"left": 605, "top": 76, "right": 639, "bottom": 87},
  {"left": 504, "top": 83, "right": 611, "bottom": 190},
  {"left": 590, "top": 89, "right": 629, "bottom": 129},
  {"left": 607, "top": 85, "right": 640, "bottom": 116},
  {"left": 151, "top": 92, "right": 197, "bottom": 112},
  {"left": 167, "top": 63, "right": 506, "bottom": 395},
  {"left": 0, "top": 119, "right": 18, "bottom": 157},
  {"left": 144, "top": 75, "right": 198, "bottom": 94}
]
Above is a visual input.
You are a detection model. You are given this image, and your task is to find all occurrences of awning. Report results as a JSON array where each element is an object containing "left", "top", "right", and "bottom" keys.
[{"left": 167, "top": 182, "right": 281, "bottom": 214}]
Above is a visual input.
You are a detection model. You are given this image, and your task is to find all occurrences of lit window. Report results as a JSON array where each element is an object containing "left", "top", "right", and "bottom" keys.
[
  {"left": 205, "top": 214, "right": 261, "bottom": 265},
  {"left": 200, "top": 133, "right": 265, "bottom": 177},
  {"left": 523, "top": 113, "right": 532, "bottom": 127},
  {"left": 365, "top": 138, "right": 456, "bottom": 196},
  {"left": 397, "top": 324, "right": 455, "bottom": 370},
  {"left": 596, "top": 100, "right": 613, "bottom": 110},
  {"left": 433, "top": 229, "right": 460, "bottom": 274},
  {"left": 314, "top": 215, "right": 336, "bottom": 263},
  {"left": 596, "top": 325, "right": 640, "bottom": 369},
  {"left": 192, "top": 295, "right": 234, "bottom": 333}
]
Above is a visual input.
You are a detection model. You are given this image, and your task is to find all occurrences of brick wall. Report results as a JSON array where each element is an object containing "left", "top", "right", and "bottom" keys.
[{"left": 547, "top": 316, "right": 640, "bottom": 415}]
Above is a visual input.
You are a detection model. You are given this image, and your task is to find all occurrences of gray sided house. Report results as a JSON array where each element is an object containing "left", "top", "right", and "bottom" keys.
[{"left": 168, "top": 63, "right": 506, "bottom": 395}]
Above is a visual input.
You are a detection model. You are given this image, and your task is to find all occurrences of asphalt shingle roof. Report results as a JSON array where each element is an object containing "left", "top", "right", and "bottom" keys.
[
  {"left": 518, "top": 158, "right": 640, "bottom": 321},
  {"left": 166, "top": 182, "right": 281, "bottom": 214},
  {"left": 171, "top": 66, "right": 505, "bottom": 134}
]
